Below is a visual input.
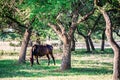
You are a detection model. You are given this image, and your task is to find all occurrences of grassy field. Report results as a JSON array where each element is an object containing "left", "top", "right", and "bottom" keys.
[{"left": 0, "top": 49, "right": 114, "bottom": 80}]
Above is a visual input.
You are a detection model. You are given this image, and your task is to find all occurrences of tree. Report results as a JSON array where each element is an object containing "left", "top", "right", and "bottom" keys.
[
  {"left": 19, "top": 29, "right": 32, "bottom": 63},
  {"left": 47, "top": 0, "right": 95, "bottom": 70},
  {"left": 5, "top": 15, "right": 35, "bottom": 64},
  {"left": 0, "top": 0, "right": 36, "bottom": 63},
  {"left": 77, "top": 14, "right": 102, "bottom": 52},
  {"left": 18, "top": 17, "right": 36, "bottom": 63},
  {"left": 17, "top": 0, "right": 95, "bottom": 70},
  {"left": 94, "top": 0, "right": 120, "bottom": 80}
]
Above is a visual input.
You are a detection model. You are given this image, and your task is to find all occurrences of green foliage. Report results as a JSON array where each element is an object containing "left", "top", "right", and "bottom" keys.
[
  {"left": 110, "top": 0, "right": 120, "bottom": 8},
  {"left": 94, "top": 0, "right": 120, "bottom": 40},
  {"left": 96, "top": 0, "right": 120, "bottom": 8},
  {"left": 0, "top": 0, "right": 119, "bottom": 41},
  {"left": 0, "top": 32, "right": 21, "bottom": 41}
]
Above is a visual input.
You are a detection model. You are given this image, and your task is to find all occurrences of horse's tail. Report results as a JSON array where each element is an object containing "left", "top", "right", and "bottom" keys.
[
  {"left": 30, "top": 45, "right": 37, "bottom": 66},
  {"left": 30, "top": 47, "right": 34, "bottom": 66},
  {"left": 32, "top": 45, "right": 38, "bottom": 54}
]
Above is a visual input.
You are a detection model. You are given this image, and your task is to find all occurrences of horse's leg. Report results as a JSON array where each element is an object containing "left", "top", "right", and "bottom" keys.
[
  {"left": 46, "top": 54, "right": 50, "bottom": 65},
  {"left": 50, "top": 53, "right": 55, "bottom": 65},
  {"left": 35, "top": 56, "right": 39, "bottom": 65}
]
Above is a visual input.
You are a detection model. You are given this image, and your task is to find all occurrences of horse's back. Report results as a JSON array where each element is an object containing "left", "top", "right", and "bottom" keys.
[
  {"left": 46, "top": 44, "right": 53, "bottom": 50},
  {"left": 46, "top": 44, "right": 53, "bottom": 54},
  {"left": 32, "top": 44, "right": 53, "bottom": 56}
]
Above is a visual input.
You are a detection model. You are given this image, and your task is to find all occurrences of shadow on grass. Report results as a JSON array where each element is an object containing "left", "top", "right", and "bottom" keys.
[
  {"left": 73, "top": 48, "right": 114, "bottom": 55},
  {"left": 0, "top": 59, "right": 112, "bottom": 78},
  {"left": 69, "top": 67, "right": 112, "bottom": 75},
  {"left": 79, "top": 60, "right": 113, "bottom": 67}
]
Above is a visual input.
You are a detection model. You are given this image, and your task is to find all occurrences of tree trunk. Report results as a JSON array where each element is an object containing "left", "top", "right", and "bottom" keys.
[
  {"left": 88, "top": 36, "right": 95, "bottom": 51},
  {"left": 71, "top": 35, "right": 75, "bottom": 51},
  {"left": 85, "top": 36, "right": 91, "bottom": 52},
  {"left": 47, "top": 23, "right": 72, "bottom": 70},
  {"left": 77, "top": 28, "right": 91, "bottom": 52},
  {"left": 99, "top": 8, "right": 120, "bottom": 80},
  {"left": 101, "top": 29, "right": 105, "bottom": 51},
  {"left": 18, "top": 29, "right": 32, "bottom": 64},
  {"left": 61, "top": 42, "right": 71, "bottom": 70}
]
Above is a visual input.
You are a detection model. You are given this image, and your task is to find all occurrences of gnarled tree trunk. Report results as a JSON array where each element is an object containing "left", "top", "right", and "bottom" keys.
[
  {"left": 61, "top": 39, "right": 71, "bottom": 70},
  {"left": 18, "top": 29, "right": 32, "bottom": 63},
  {"left": 99, "top": 7, "right": 120, "bottom": 80},
  {"left": 48, "top": 8, "right": 95, "bottom": 70}
]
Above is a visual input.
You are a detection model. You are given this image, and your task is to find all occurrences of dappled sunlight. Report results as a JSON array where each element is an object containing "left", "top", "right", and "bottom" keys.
[
  {"left": 1, "top": 75, "right": 112, "bottom": 80},
  {"left": 0, "top": 49, "right": 113, "bottom": 80},
  {"left": 0, "top": 55, "right": 19, "bottom": 60},
  {"left": 72, "top": 57, "right": 113, "bottom": 69}
]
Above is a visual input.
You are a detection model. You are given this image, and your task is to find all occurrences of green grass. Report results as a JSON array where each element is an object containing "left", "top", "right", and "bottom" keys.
[{"left": 0, "top": 48, "right": 113, "bottom": 80}]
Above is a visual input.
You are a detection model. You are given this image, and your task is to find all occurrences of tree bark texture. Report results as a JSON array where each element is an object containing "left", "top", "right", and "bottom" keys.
[
  {"left": 99, "top": 7, "right": 120, "bottom": 80},
  {"left": 61, "top": 42, "right": 71, "bottom": 70},
  {"left": 18, "top": 29, "right": 32, "bottom": 63}
]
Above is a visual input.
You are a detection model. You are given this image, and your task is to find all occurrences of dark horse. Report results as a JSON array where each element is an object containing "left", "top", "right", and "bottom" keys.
[{"left": 30, "top": 44, "right": 55, "bottom": 66}]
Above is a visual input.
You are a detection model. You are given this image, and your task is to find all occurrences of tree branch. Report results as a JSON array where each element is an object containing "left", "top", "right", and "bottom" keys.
[
  {"left": 77, "top": 8, "right": 95, "bottom": 24},
  {"left": 77, "top": 27, "right": 86, "bottom": 38},
  {"left": 47, "top": 23, "right": 62, "bottom": 38},
  {"left": 57, "top": 21, "right": 66, "bottom": 35},
  {"left": 6, "top": 15, "right": 28, "bottom": 29},
  {"left": 115, "top": 31, "right": 120, "bottom": 37},
  {"left": 88, "top": 14, "right": 102, "bottom": 36}
]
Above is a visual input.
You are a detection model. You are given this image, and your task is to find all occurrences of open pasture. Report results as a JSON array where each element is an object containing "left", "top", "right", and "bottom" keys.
[{"left": 0, "top": 49, "right": 113, "bottom": 80}]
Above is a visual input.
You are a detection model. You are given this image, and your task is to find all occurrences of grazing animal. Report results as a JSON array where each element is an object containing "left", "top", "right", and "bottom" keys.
[{"left": 30, "top": 44, "right": 55, "bottom": 66}]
